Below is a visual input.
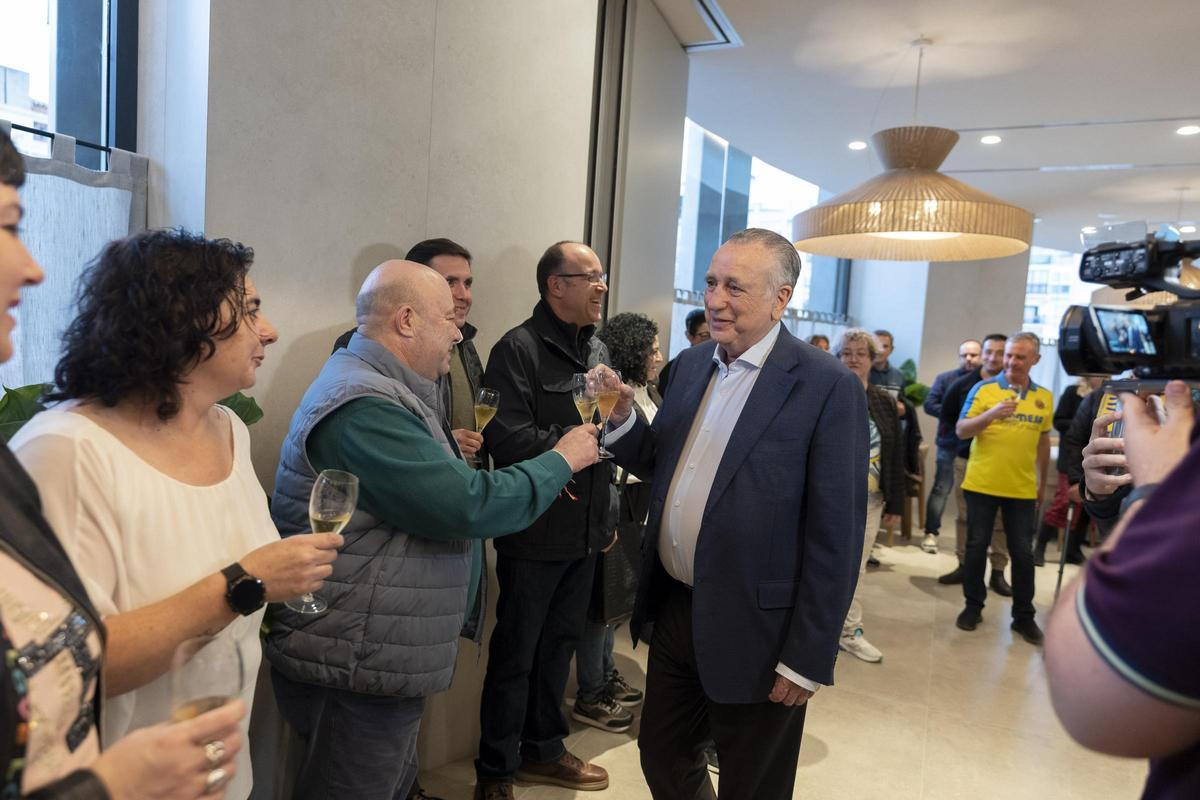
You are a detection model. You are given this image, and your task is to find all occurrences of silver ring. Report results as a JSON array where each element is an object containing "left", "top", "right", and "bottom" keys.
[
  {"left": 204, "top": 767, "right": 228, "bottom": 794},
  {"left": 203, "top": 740, "right": 226, "bottom": 768}
]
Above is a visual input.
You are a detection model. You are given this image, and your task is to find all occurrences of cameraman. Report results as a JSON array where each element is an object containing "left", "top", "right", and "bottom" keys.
[{"left": 1044, "top": 380, "right": 1199, "bottom": 798}]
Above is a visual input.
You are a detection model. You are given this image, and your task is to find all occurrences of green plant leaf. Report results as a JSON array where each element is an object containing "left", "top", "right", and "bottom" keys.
[
  {"left": 899, "top": 358, "right": 918, "bottom": 384},
  {"left": 904, "top": 382, "right": 930, "bottom": 406},
  {"left": 218, "top": 392, "right": 264, "bottom": 426},
  {"left": 0, "top": 384, "right": 49, "bottom": 443}
]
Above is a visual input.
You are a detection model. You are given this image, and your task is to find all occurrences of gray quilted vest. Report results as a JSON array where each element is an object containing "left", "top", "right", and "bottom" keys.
[{"left": 264, "top": 333, "right": 473, "bottom": 697}]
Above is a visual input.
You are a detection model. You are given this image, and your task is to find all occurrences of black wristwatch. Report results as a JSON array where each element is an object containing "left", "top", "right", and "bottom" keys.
[{"left": 221, "top": 563, "right": 266, "bottom": 616}]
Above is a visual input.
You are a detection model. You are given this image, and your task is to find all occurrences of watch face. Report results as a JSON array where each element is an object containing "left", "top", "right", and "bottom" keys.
[{"left": 230, "top": 576, "right": 265, "bottom": 612}]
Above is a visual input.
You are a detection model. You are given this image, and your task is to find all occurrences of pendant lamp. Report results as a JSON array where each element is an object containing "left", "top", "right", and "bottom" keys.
[{"left": 793, "top": 125, "right": 1034, "bottom": 261}]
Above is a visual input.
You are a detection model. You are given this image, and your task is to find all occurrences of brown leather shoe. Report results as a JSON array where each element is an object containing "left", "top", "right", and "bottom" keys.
[
  {"left": 472, "top": 780, "right": 514, "bottom": 800},
  {"left": 515, "top": 750, "right": 608, "bottom": 790}
]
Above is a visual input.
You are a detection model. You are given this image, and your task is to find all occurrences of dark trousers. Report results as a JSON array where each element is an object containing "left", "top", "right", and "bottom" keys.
[
  {"left": 271, "top": 667, "right": 424, "bottom": 800},
  {"left": 924, "top": 446, "right": 957, "bottom": 535},
  {"left": 962, "top": 490, "right": 1037, "bottom": 619},
  {"left": 639, "top": 581, "right": 807, "bottom": 800},
  {"left": 476, "top": 553, "right": 596, "bottom": 780}
]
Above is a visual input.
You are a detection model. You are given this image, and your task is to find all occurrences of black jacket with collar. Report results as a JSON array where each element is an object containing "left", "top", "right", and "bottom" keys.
[{"left": 483, "top": 301, "right": 615, "bottom": 560}]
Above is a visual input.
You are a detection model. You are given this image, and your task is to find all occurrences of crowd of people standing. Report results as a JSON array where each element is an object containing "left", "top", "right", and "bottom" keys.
[{"left": 0, "top": 125, "right": 1195, "bottom": 800}]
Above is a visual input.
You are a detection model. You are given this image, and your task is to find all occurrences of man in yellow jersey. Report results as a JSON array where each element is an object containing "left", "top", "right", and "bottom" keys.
[{"left": 954, "top": 331, "right": 1052, "bottom": 645}]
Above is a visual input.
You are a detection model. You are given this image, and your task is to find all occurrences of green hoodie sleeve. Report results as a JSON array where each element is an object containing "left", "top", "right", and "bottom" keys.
[{"left": 306, "top": 396, "right": 573, "bottom": 541}]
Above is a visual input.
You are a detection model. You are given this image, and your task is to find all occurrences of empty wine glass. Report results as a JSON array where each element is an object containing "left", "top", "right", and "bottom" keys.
[
  {"left": 169, "top": 635, "right": 244, "bottom": 723},
  {"left": 285, "top": 469, "right": 358, "bottom": 614}
]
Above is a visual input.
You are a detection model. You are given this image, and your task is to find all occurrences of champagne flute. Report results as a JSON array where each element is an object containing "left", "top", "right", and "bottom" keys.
[
  {"left": 572, "top": 373, "right": 598, "bottom": 426},
  {"left": 169, "top": 635, "right": 244, "bottom": 723},
  {"left": 285, "top": 469, "right": 359, "bottom": 615},
  {"left": 468, "top": 388, "right": 499, "bottom": 467},
  {"left": 592, "top": 368, "right": 621, "bottom": 460}
]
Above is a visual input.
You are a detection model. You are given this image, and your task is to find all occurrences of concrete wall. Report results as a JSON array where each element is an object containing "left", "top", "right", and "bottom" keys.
[
  {"left": 137, "top": 0, "right": 209, "bottom": 230},
  {"left": 608, "top": 0, "right": 688, "bottom": 350},
  {"left": 197, "top": 0, "right": 600, "bottom": 777}
]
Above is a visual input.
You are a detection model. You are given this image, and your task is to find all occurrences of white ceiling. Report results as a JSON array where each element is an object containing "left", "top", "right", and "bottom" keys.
[{"left": 681, "top": 0, "right": 1200, "bottom": 254}]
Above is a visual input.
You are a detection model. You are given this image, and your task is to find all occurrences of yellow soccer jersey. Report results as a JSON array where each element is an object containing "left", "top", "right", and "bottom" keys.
[{"left": 959, "top": 375, "right": 1053, "bottom": 499}]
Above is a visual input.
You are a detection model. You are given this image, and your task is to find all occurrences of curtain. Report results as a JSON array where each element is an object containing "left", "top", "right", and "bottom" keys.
[{"left": 0, "top": 119, "right": 148, "bottom": 389}]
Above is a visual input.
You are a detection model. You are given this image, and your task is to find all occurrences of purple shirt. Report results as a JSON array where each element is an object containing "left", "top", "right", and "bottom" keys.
[{"left": 1078, "top": 431, "right": 1200, "bottom": 799}]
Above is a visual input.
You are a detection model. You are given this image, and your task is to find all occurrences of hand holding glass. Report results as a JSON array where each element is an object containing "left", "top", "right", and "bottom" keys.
[
  {"left": 285, "top": 469, "right": 358, "bottom": 614},
  {"left": 169, "top": 635, "right": 244, "bottom": 723},
  {"left": 590, "top": 368, "right": 621, "bottom": 459},
  {"left": 468, "top": 388, "right": 499, "bottom": 466}
]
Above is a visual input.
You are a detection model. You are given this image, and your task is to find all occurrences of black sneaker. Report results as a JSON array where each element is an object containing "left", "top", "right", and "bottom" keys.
[
  {"left": 704, "top": 744, "right": 719, "bottom": 774},
  {"left": 572, "top": 694, "right": 633, "bottom": 733},
  {"left": 867, "top": 554, "right": 881, "bottom": 567},
  {"left": 938, "top": 565, "right": 964, "bottom": 585},
  {"left": 956, "top": 607, "right": 981, "bottom": 631},
  {"left": 1011, "top": 618, "right": 1044, "bottom": 646},
  {"left": 606, "top": 670, "right": 644, "bottom": 707},
  {"left": 989, "top": 571, "right": 1013, "bottom": 597}
]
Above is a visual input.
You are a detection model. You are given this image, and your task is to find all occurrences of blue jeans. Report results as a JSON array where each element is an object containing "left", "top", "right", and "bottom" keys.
[
  {"left": 576, "top": 621, "right": 615, "bottom": 703},
  {"left": 924, "top": 446, "right": 957, "bottom": 535},
  {"left": 271, "top": 668, "right": 424, "bottom": 800},
  {"left": 962, "top": 490, "right": 1036, "bottom": 620}
]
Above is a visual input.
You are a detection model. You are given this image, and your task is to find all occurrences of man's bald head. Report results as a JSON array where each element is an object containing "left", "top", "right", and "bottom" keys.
[
  {"left": 355, "top": 260, "right": 462, "bottom": 380},
  {"left": 356, "top": 260, "right": 449, "bottom": 331}
]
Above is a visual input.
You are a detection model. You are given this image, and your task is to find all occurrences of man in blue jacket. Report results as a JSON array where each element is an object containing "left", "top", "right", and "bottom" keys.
[
  {"left": 602, "top": 228, "right": 866, "bottom": 800},
  {"left": 921, "top": 338, "right": 981, "bottom": 554}
]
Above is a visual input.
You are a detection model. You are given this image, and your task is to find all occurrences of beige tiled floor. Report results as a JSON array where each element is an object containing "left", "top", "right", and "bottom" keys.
[{"left": 423, "top": 539, "right": 1148, "bottom": 799}]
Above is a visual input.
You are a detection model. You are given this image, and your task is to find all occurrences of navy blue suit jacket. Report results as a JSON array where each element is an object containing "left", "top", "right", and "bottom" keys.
[{"left": 611, "top": 326, "right": 868, "bottom": 703}]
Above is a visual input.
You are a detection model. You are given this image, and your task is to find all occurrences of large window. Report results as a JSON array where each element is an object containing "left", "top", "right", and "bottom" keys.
[
  {"left": 0, "top": 0, "right": 137, "bottom": 166},
  {"left": 1023, "top": 245, "right": 1093, "bottom": 401},
  {"left": 671, "top": 118, "right": 847, "bottom": 356}
]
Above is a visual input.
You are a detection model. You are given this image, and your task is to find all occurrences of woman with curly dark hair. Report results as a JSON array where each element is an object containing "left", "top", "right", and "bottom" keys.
[
  {"left": 9, "top": 229, "right": 341, "bottom": 800},
  {"left": 571, "top": 313, "right": 662, "bottom": 733}
]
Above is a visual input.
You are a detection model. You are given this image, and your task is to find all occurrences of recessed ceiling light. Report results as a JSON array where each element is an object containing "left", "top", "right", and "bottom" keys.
[
  {"left": 1081, "top": 226, "right": 1098, "bottom": 234},
  {"left": 848, "top": 140, "right": 868, "bottom": 150},
  {"left": 1181, "top": 225, "right": 1197, "bottom": 234},
  {"left": 1177, "top": 125, "right": 1200, "bottom": 136},
  {"left": 980, "top": 135, "right": 1002, "bottom": 145},
  {"left": 1033, "top": 217, "right": 1042, "bottom": 223}
]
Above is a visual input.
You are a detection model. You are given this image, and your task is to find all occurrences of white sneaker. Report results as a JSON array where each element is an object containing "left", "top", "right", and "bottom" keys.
[
  {"left": 921, "top": 534, "right": 939, "bottom": 554},
  {"left": 839, "top": 629, "right": 883, "bottom": 663}
]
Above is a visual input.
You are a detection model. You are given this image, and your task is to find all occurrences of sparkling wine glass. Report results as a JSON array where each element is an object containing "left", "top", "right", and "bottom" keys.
[
  {"left": 572, "top": 373, "right": 598, "bottom": 426},
  {"left": 169, "top": 635, "right": 244, "bottom": 723},
  {"left": 591, "top": 368, "right": 621, "bottom": 460},
  {"left": 285, "top": 469, "right": 359, "bottom": 614},
  {"left": 468, "top": 388, "right": 499, "bottom": 466}
]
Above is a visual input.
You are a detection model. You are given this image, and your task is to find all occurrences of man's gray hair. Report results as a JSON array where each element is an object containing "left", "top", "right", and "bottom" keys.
[
  {"left": 724, "top": 228, "right": 801, "bottom": 292},
  {"left": 1008, "top": 330, "right": 1042, "bottom": 354}
]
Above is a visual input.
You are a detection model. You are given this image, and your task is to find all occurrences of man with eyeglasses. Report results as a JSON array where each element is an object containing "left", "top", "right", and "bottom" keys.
[{"left": 474, "top": 242, "right": 617, "bottom": 799}]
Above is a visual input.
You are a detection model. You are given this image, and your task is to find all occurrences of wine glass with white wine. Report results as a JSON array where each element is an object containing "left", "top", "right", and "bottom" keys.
[
  {"left": 285, "top": 469, "right": 359, "bottom": 614},
  {"left": 169, "top": 635, "right": 244, "bottom": 723},
  {"left": 469, "top": 388, "right": 500, "bottom": 466},
  {"left": 572, "top": 373, "right": 598, "bottom": 427},
  {"left": 591, "top": 368, "right": 621, "bottom": 459}
]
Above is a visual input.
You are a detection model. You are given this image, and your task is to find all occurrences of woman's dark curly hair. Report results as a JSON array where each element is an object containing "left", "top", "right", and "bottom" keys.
[
  {"left": 46, "top": 229, "right": 254, "bottom": 420},
  {"left": 597, "top": 312, "right": 659, "bottom": 386}
]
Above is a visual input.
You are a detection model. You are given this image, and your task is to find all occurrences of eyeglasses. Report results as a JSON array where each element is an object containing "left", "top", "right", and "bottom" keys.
[{"left": 553, "top": 272, "right": 608, "bottom": 286}]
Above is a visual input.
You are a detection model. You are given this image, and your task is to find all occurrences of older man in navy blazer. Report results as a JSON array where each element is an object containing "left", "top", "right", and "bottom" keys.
[{"left": 598, "top": 228, "right": 867, "bottom": 799}]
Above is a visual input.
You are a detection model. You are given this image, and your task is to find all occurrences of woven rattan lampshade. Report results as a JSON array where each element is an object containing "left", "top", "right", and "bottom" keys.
[{"left": 794, "top": 126, "right": 1034, "bottom": 261}]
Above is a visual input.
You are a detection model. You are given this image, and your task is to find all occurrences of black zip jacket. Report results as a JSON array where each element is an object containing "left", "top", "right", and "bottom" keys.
[{"left": 483, "top": 301, "right": 615, "bottom": 560}]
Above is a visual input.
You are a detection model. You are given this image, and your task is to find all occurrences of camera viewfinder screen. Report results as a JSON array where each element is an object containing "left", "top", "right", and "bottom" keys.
[{"left": 1094, "top": 309, "right": 1157, "bottom": 356}]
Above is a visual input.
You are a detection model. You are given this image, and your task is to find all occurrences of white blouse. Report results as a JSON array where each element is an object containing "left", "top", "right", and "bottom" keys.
[{"left": 10, "top": 405, "right": 278, "bottom": 800}]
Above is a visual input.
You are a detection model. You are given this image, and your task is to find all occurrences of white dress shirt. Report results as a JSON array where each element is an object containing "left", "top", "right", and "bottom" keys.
[{"left": 608, "top": 322, "right": 821, "bottom": 693}]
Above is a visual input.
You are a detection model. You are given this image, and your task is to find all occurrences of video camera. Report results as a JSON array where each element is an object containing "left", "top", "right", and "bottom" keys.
[{"left": 1058, "top": 226, "right": 1200, "bottom": 380}]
